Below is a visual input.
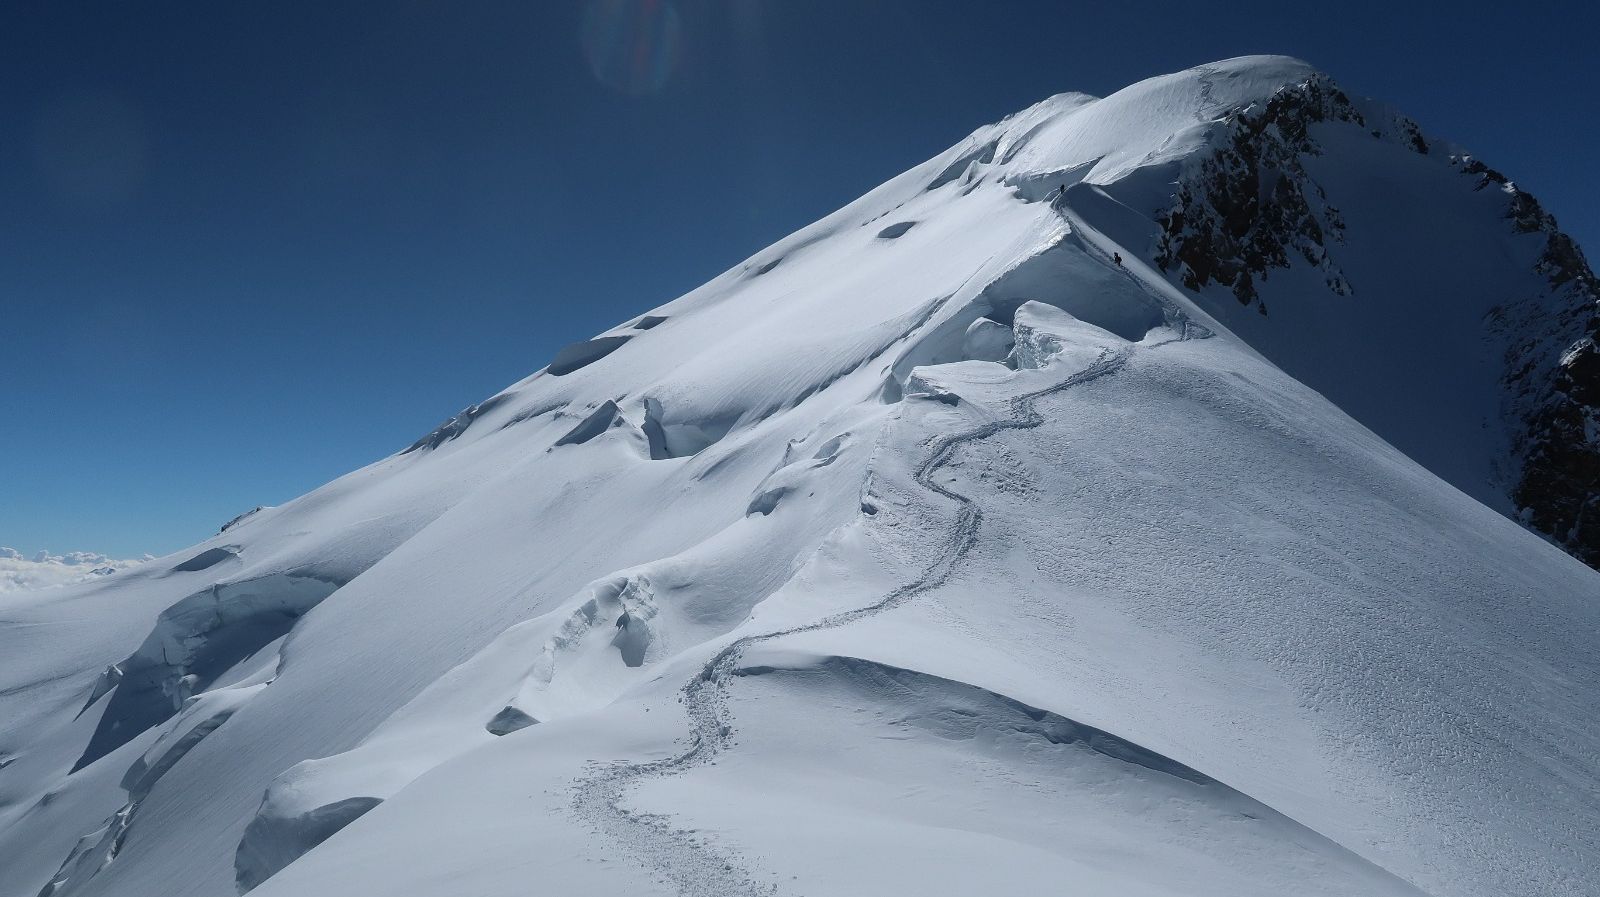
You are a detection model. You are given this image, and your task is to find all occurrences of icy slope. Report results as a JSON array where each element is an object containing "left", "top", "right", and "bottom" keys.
[{"left": 2, "top": 56, "right": 1597, "bottom": 897}]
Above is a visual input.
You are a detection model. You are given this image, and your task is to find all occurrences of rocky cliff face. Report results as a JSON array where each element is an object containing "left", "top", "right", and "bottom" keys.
[
  {"left": 1468, "top": 156, "right": 1600, "bottom": 566},
  {"left": 1153, "top": 76, "right": 1365, "bottom": 312},
  {"left": 1154, "top": 76, "right": 1600, "bottom": 567}
]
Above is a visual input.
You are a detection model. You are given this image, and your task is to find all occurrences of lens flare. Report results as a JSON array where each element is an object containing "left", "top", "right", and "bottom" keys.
[{"left": 581, "top": 0, "right": 683, "bottom": 96}]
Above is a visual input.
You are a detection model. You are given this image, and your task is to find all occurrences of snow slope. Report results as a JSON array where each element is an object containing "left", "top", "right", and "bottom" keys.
[{"left": 2, "top": 56, "right": 1596, "bottom": 897}]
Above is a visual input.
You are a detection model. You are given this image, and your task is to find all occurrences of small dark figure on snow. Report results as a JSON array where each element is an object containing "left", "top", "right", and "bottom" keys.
[{"left": 1113, "top": 252, "right": 1124, "bottom": 266}]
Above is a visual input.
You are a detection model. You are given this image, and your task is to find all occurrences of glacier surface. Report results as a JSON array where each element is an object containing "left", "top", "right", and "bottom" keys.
[{"left": 2, "top": 56, "right": 1597, "bottom": 897}]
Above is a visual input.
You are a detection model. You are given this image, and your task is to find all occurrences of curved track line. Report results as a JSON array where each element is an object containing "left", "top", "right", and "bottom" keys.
[
  {"left": 571, "top": 335, "right": 1188, "bottom": 896},
  {"left": 1192, "top": 64, "right": 1222, "bottom": 122}
]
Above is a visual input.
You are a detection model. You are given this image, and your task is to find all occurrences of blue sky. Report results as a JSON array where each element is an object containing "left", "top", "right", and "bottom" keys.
[{"left": 3, "top": 1, "right": 1596, "bottom": 558}]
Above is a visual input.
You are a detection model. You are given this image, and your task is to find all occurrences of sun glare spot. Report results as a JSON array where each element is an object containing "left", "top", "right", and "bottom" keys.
[{"left": 581, "top": 0, "right": 684, "bottom": 96}]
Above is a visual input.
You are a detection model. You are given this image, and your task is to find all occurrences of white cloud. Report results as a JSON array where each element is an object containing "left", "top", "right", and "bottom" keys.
[{"left": 0, "top": 547, "right": 151, "bottom": 594}]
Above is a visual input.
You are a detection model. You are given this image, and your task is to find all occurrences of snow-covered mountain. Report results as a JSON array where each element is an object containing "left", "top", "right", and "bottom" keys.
[{"left": 3, "top": 56, "right": 1597, "bottom": 897}]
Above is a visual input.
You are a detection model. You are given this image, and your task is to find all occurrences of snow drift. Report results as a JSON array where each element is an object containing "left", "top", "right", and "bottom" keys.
[{"left": 1, "top": 56, "right": 1596, "bottom": 897}]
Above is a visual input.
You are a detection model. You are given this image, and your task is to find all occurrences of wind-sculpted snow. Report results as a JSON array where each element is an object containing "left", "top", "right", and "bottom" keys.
[
  {"left": 547, "top": 335, "right": 634, "bottom": 376},
  {"left": 881, "top": 243, "right": 1164, "bottom": 400},
  {"left": 74, "top": 571, "right": 343, "bottom": 771},
  {"left": 483, "top": 706, "right": 537, "bottom": 736},
  {"left": 170, "top": 546, "right": 239, "bottom": 573},
  {"left": 401, "top": 395, "right": 512, "bottom": 454},
  {"left": 732, "top": 654, "right": 1213, "bottom": 783},
  {"left": 228, "top": 492, "right": 874, "bottom": 895},
  {"left": 554, "top": 400, "right": 628, "bottom": 447},
  {"left": 568, "top": 322, "right": 1180, "bottom": 896},
  {"left": 40, "top": 687, "right": 262, "bottom": 897},
  {"left": 235, "top": 796, "right": 384, "bottom": 894},
  {"left": 925, "top": 138, "right": 998, "bottom": 191},
  {"left": 960, "top": 317, "right": 1014, "bottom": 362},
  {"left": 230, "top": 571, "right": 670, "bottom": 890},
  {"left": 3, "top": 55, "right": 1599, "bottom": 897},
  {"left": 874, "top": 221, "right": 916, "bottom": 240}
]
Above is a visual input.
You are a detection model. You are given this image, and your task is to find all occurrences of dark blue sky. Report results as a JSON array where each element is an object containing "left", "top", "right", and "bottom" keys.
[{"left": 4, "top": 1, "right": 1596, "bottom": 557}]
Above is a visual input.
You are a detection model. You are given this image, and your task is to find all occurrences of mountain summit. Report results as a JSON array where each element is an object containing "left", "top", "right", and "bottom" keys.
[{"left": 4, "top": 56, "right": 1597, "bottom": 897}]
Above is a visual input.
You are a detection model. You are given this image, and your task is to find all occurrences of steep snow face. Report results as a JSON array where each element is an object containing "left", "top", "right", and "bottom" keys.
[
  {"left": 2, "top": 56, "right": 1597, "bottom": 897},
  {"left": 1140, "top": 69, "right": 1600, "bottom": 565}
]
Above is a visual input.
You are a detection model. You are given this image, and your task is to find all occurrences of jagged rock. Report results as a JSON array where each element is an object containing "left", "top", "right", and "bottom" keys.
[
  {"left": 1448, "top": 153, "right": 1600, "bottom": 566},
  {"left": 1152, "top": 74, "right": 1600, "bottom": 567},
  {"left": 1155, "top": 75, "right": 1367, "bottom": 310}
]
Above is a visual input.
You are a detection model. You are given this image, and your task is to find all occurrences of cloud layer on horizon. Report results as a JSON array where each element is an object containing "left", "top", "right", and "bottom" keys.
[{"left": 0, "top": 547, "right": 150, "bottom": 594}]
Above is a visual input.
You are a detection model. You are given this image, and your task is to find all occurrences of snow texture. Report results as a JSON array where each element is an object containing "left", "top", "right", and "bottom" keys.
[{"left": 1, "top": 56, "right": 1596, "bottom": 897}]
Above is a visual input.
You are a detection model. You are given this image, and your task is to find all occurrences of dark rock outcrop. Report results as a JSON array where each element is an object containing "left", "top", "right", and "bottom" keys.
[
  {"left": 1153, "top": 75, "right": 1600, "bottom": 567},
  {"left": 1462, "top": 155, "right": 1600, "bottom": 566},
  {"left": 1155, "top": 76, "right": 1365, "bottom": 311}
]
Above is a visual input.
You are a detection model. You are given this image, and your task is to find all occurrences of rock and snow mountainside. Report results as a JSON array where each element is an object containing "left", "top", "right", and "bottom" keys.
[
  {"left": 2, "top": 56, "right": 1597, "bottom": 897},
  {"left": 1145, "top": 69, "right": 1600, "bottom": 566}
]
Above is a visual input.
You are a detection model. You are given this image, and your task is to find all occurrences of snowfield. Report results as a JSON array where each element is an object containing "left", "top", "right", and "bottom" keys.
[{"left": 3, "top": 56, "right": 1597, "bottom": 897}]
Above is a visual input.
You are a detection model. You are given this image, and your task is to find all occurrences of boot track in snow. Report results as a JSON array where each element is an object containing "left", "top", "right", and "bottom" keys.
[{"left": 570, "top": 321, "right": 1193, "bottom": 895}]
